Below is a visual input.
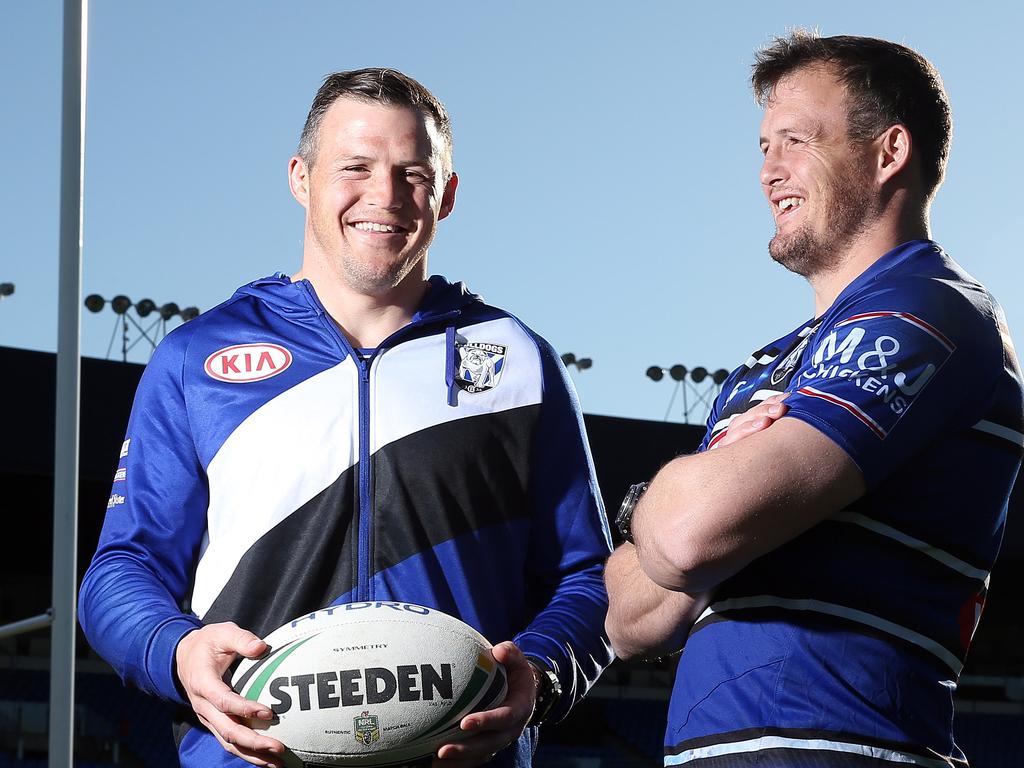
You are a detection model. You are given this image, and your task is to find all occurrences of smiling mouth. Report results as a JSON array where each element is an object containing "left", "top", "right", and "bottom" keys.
[
  {"left": 777, "top": 196, "right": 805, "bottom": 213},
  {"left": 351, "top": 221, "right": 408, "bottom": 234},
  {"left": 773, "top": 196, "right": 806, "bottom": 225}
]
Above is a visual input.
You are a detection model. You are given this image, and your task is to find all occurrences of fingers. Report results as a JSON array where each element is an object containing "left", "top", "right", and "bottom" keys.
[
  {"left": 434, "top": 642, "right": 535, "bottom": 766},
  {"left": 190, "top": 667, "right": 276, "bottom": 721},
  {"left": 176, "top": 622, "right": 284, "bottom": 764},
  {"left": 715, "top": 393, "right": 790, "bottom": 449},
  {"left": 484, "top": 642, "right": 536, "bottom": 714},
  {"left": 198, "top": 709, "right": 285, "bottom": 768}
]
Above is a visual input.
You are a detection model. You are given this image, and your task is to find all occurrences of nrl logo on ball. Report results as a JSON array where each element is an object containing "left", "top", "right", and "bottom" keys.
[
  {"left": 354, "top": 711, "right": 381, "bottom": 747},
  {"left": 456, "top": 341, "right": 507, "bottom": 393}
]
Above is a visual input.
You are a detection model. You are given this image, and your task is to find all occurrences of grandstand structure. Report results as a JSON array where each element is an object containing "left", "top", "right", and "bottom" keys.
[{"left": 1, "top": 345, "right": 1022, "bottom": 767}]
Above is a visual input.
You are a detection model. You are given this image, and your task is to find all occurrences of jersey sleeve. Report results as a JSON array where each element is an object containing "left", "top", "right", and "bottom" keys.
[
  {"left": 783, "top": 281, "right": 1004, "bottom": 489},
  {"left": 512, "top": 333, "right": 613, "bottom": 723},
  {"left": 78, "top": 328, "right": 209, "bottom": 703}
]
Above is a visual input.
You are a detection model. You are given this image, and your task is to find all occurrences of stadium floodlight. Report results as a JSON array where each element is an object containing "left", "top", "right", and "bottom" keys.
[
  {"left": 82, "top": 293, "right": 201, "bottom": 361},
  {"left": 646, "top": 362, "right": 728, "bottom": 423},
  {"left": 561, "top": 352, "right": 592, "bottom": 372},
  {"left": 110, "top": 295, "right": 132, "bottom": 314}
]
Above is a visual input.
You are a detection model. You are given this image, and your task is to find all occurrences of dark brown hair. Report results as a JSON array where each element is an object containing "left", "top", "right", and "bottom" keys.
[
  {"left": 297, "top": 68, "right": 453, "bottom": 175},
  {"left": 752, "top": 31, "right": 951, "bottom": 197}
]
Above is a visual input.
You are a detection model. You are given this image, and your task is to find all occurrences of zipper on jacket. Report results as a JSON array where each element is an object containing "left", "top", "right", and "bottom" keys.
[
  {"left": 301, "top": 276, "right": 463, "bottom": 602},
  {"left": 352, "top": 311, "right": 462, "bottom": 601},
  {"left": 356, "top": 354, "right": 373, "bottom": 602}
]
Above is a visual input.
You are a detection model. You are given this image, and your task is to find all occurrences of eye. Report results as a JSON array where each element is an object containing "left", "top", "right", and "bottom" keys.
[{"left": 404, "top": 169, "right": 433, "bottom": 182}]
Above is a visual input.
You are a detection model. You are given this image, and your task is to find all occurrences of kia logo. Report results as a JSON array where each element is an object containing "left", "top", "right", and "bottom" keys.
[{"left": 204, "top": 343, "right": 293, "bottom": 383}]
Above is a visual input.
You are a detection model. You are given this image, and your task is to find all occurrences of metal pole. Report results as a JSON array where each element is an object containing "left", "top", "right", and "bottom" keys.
[
  {"left": 50, "top": 0, "right": 87, "bottom": 764},
  {"left": 0, "top": 610, "right": 54, "bottom": 641}
]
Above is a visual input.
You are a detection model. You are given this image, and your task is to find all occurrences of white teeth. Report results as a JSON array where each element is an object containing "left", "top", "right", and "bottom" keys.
[
  {"left": 778, "top": 197, "right": 804, "bottom": 211},
  {"left": 353, "top": 221, "right": 400, "bottom": 233}
]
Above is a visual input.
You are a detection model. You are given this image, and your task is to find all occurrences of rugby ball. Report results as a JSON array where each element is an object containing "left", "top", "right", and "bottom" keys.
[{"left": 230, "top": 602, "right": 507, "bottom": 766}]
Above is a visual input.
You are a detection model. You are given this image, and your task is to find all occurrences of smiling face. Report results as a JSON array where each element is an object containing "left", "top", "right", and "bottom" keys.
[
  {"left": 290, "top": 97, "right": 457, "bottom": 297},
  {"left": 759, "top": 65, "right": 880, "bottom": 278}
]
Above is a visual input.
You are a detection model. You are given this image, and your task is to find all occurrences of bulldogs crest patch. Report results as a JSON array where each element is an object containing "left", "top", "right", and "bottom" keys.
[{"left": 456, "top": 341, "right": 507, "bottom": 393}]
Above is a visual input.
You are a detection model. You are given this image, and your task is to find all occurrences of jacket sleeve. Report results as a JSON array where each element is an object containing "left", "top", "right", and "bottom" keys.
[
  {"left": 513, "top": 334, "right": 614, "bottom": 723},
  {"left": 78, "top": 329, "right": 208, "bottom": 704}
]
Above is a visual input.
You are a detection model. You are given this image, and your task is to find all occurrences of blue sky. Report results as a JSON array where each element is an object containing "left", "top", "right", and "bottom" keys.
[{"left": 2, "top": 1, "right": 1021, "bottom": 423}]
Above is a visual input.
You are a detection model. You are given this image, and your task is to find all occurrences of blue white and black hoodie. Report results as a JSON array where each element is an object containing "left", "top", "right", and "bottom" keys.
[{"left": 79, "top": 274, "right": 614, "bottom": 768}]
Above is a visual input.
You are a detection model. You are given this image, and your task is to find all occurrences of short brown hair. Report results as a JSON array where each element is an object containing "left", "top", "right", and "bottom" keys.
[
  {"left": 297, "top": 68, "right": 453, "bottom": 176},
  {"left": 752, "top": 31, "right": 951, "bottom": 198}
]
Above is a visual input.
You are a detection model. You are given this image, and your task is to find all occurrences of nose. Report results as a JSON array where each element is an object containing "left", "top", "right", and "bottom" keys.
[
  {"left": 365, "top": 170, "right": 403, "bottom": 210},
  {"left": 760, "top": 145, "right": 786, "bottom": 190}
]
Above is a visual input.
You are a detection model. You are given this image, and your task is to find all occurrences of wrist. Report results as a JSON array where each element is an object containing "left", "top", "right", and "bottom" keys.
[
  {"left": 525, "top": 657, "right": 562, "bottom": 728},
  {"left": 614, "top": 481, "right": 650, "bottom": 544}
]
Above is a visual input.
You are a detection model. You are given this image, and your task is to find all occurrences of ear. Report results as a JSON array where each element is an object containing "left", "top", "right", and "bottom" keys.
[
  {"left": 438, "top": 172, "right": 459, "bottom": 221},
  {"left": 289, "top": 156, "right": 311, "bottom": 209},
  {"left": 877, "top": 125, "right": 912, "bottom": 185}
]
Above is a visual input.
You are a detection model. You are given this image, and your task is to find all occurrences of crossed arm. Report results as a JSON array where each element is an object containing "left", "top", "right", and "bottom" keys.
[{"left": 605, "top": 397, "right": 865, "bottom": 660}]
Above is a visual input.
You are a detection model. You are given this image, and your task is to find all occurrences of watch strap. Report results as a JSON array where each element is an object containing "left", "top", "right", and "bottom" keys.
[
  {"left": 525, "top": 657, "right": 562, "bottom": 727},
  {"left": 615, "top": 481, "right": 649, "bottom": 544}
]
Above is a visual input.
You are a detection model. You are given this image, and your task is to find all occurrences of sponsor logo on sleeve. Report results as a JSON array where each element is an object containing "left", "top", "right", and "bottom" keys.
[
  {"left": 455, "top": 342, "right": 506, "bottom": 393},
  {"left": 204, "top": 343, "right": 293, "bottom": 383},
  {"left": 113, "top": 467, "right": 127, "bottom": 483},
  {"left": 796, "top": 311, "right": 954, "bottom": 438},
  {"left": 106, "top": 493, "right": 126, "bottom": 510},
  {"left": 119, "top": 439, "right": 131, "bottom": 458}
]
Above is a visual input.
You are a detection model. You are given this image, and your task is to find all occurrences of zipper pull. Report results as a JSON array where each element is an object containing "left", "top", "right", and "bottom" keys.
[{"left": 446, "top": 325, "right": 458, "bottom": 407}]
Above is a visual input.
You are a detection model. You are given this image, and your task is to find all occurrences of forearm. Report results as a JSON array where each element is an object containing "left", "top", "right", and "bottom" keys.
[
  {"left": 604, "top": 544, "right": 709, "bottom": 661},
  {"left": 513, "top": 562, "right": 612, "bottom": 723},
  {"left": 79, "top": 552, "right": 201, "bottom": 702},
  {"left": 631, "top": 418, "right": 865, "bottom": 593}
]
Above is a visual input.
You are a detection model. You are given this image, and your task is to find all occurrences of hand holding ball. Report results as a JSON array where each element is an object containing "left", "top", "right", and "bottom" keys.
[{"left": 230, "top": 602, "right": 507, "bottom": 766}]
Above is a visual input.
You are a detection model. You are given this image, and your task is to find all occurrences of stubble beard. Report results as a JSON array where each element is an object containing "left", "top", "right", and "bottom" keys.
[
  {"left": 337, "top": 242, "right": 430, "bottom": 297},
  {"left": 769, "top": 165, "right": 877, "bottom": 279},
  {"left": 309, "top": 212, "right": 435, "bottom": 298}
]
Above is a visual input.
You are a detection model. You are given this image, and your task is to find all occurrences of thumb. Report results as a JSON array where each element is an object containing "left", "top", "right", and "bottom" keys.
[{"left": 224, "top": 625, "right": 268, "bottom": 658}]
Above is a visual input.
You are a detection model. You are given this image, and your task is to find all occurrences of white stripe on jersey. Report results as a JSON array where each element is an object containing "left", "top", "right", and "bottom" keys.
[
  {"left": 709, "top": 390, "right": 786, "bottom": 435},
  {"left": 665, "top": 734, "right": 955, "bottom": 767},
  {"left": 745, "top": 353, "right": 779, "bottom": 367},
  {"left": 833, "top": 511, "right": 989, "bottom": 582},
  {"left": 195, "top": 361, "right": 360, "bottom": 617},
  {"left": 370, "top": 317, "right": 543, "bottom": 454},
  {"left": 972, "top": 419, "right": 1024, "bottom": 448},
  {"left": 700, "top": 595, "right": 962, "bottom": 673},
  {"left": 193, "top": 318, "right": 545, "bottom": 618}
]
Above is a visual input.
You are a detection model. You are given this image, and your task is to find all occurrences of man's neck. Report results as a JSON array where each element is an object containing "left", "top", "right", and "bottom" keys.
[
  {"left": 809, "top": 209, "right": 929, "bottom": 318},
  {"left": 293, "top": 265, "right": 429, "bottom": 349}
]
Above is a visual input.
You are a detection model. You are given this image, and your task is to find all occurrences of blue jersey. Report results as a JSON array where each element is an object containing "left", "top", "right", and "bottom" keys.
[
  {"left": 79, "top": 274, "right": 613, "bottom": 768},
  {"left": 666, "top": 241, "right": 1024, "bottom": 766}
]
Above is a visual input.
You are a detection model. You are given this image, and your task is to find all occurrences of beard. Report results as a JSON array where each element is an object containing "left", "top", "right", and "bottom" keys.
[{"left": 769, "top": 165, "right": 877, "bottom": 278}]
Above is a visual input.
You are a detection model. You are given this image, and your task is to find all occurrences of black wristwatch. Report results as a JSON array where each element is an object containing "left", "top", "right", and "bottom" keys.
[
  {"left": 526, "top": 657, "right": 562, "bottom": 727},
  {"left": 614, "top": 481, "right": 649, "bottom": 544}
]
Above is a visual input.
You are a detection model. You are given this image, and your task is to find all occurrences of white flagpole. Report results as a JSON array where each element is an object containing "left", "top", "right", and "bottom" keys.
[{"left": 50, "top": 0, "right": 88, "bottom": 763}]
